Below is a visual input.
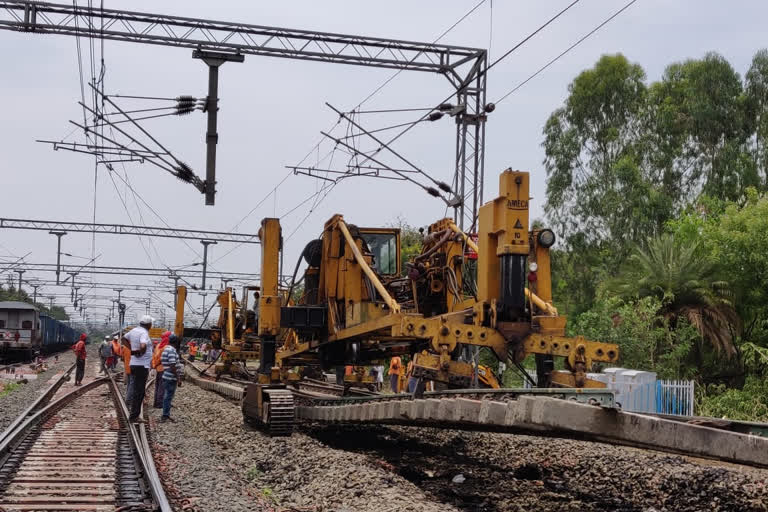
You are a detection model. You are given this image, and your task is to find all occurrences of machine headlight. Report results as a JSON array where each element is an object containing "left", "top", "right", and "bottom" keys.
[
  {"left": 529, "top": 262, "right": 538, "bottom": 272},
  {"left": 537, "top": 229, "right": 556, "bottom": 248}
]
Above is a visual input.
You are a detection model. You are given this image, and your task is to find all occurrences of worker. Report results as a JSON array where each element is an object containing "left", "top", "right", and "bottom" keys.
[
  {"left": 110, "top": 336, "right": 121, "bottom": 370},
  {"left": 188, "top": 341, "right": 198, "bottom": 362},
  {"left": 375, "top": 364, "right": 385, "bottom": 391},
  {"left": 388, "top": 356, "right": 402, "bottom": 393},
  {"left": 406, "top": 359, "right": 418, "bottom": 393},
  {"left": 160, "top": 334, "right": 183, "bottom": 422},
  {"left": 151, "top": 331, "right": 172, "bottom": 409},
  {"left": 123, "top": 316, "right": 153, "bottom": 423},
  {"left": 98, "top": 337, "right": 111, "bottom": 374},
  {"left": 121, "top": 334, "right": 133, "bottom": 406},
  {"left": 72, "top": 334, "right": 87, "bottom": 385}
]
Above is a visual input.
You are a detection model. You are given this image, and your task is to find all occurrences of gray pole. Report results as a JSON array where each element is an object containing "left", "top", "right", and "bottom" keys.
[
  {"left": 68, "top": 272, "right": 77, "bottom": 300},
  {"left": 31, "top": 284, "right": 39, "bottom": 304},
  {"left": 15, "top": 270, "right": 25, "bottom": 292},
  {"left": 170, "top": 275, "right": 180, "bottom": 310},
  {"left": 200, "top": 240, "right": 217, "bottom": 290},
  {"left": 50, "top": 231, "right": 67, "bottom": 285},
  {"left": 193, "top": 50, "right": 244, "bottom": 205}
]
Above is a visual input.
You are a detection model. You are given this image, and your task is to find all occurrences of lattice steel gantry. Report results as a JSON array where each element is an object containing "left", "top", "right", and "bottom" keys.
[{"left": 0, "top": 1, "right": 488, "bottom": 225}]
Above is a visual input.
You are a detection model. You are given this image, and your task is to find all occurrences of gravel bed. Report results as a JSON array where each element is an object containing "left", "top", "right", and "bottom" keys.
[
  {"left": 148, "top": 381, "right": 456, "bottom": 512},
  {"left": 0, "top": 348, "right": 78, "bottom": 431},
  {"left": 309, "top": 424, "right": 768, "bottom": 511},
  {"left": 150, "top": 379, "right": 768, "bottom": 512}
]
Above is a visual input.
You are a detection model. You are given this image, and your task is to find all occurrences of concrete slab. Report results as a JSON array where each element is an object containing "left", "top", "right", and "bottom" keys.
[
  {"left": 479, "top": 401, "right": 506, "bottom": 425},
  {"left": 454, "top": 398, "right": 482, "bottom": 423},
  {"left": 425, "top": 399, "right": 442, "bottom": 420}
]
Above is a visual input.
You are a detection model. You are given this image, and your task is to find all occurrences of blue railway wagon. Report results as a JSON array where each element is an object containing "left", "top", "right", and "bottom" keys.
[{"left": 39, "top": 314, "right": 80, "bottom": 354}]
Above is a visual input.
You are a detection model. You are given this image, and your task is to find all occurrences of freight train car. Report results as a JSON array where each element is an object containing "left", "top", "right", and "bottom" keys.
[
  {"left": 0, "top": 301, "right": 82, "bottom": 361},
  {"left": 39, "top": 313, "right": 80, "bottom": 354}
]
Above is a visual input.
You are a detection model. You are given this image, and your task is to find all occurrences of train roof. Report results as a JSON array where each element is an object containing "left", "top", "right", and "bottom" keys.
[{"left": 0, "top": 301, "right": 37, "bottom": 311}]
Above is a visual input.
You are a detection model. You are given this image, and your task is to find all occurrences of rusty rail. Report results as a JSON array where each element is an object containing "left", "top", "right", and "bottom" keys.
[
  {"left": 0, "top": 372, "right": 171, "bottom": 511},
  {"left": 0, "top": 363, "right": 75, "bottom": 448}
]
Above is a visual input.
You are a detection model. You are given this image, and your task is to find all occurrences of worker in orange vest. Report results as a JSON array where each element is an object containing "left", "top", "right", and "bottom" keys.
[
  {"left": 188, "top": 342, "right": 198, "bottom": 362},
  {"left": 388, "top": 356, "right": 402, "bottom": 393},
  {"left": 71, "top": 334, "right": 87, "bottom": 385},
  {"left": 120, "top": 333, "right": 133, "bottom": 406},
  {"left": 151, "top": 331, "right": 172, "bottom": 409},
  {"left": 110, "top": 336, "right": 121, "bottom": 370}
]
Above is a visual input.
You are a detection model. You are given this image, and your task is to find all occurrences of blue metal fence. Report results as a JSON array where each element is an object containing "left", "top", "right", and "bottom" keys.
[{"left": 655, "top": 379, "right": 694, "bottom": 416}]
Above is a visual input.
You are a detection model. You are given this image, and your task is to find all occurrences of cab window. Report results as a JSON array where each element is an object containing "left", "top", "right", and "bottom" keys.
[{"left": 362, "top": 233, "right": 398, "bottom": 275}]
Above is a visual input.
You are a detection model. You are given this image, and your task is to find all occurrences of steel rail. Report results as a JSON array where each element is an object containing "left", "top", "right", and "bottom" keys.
[
  {"left": 108, "top": 372, "right": 172, "bottom": 512},
  {"left": 0, "top": 376, "right": 108, "bottom": 466},
  {"left": 0, "top": 362, "right": 75, "bottom": 447},
  {"left": 0, "top": 373, "right": 171, "bottom": 511}
]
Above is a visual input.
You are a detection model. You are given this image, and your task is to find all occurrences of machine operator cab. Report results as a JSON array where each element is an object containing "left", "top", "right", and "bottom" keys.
[{"left": 359, "top": 228, "right": 400, "bottom": 277}]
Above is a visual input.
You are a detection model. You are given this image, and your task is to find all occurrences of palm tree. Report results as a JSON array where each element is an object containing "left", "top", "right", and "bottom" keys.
[{"left": 606, "top": 233, "right": 740, "bottom": 356}]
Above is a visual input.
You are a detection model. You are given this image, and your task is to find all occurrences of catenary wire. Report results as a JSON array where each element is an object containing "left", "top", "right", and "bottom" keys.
[{"left": 494, "top": 0, "right": 640, "bottom": 105}]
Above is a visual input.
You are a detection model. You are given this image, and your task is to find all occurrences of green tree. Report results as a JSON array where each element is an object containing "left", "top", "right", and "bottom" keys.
[
  {"left": 568, "top": 296, "right": 698, "bottom": 378},
  {"left": 746, "top": 49, "right": 768, "bottom": 187},
  {"left": 0, "top": 285, "right": 69, "bottom": 320},
  {"left": 701, "top": 191, "right": 768, "bottom": 340},
  {"left": 648, "top": 52, "right": 757, "bottom": 201},
  {"left": 605, "top": 234, "right": 739, "bottom": 356},
  {"left": 544, "top": 54, "right": 657, "bottom": 249},
  {"left": 390, "top": 217, "right": 423, "bottom": 276}
]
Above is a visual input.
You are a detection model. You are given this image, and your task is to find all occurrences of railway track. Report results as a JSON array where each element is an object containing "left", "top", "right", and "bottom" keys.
[
  {"left": 0, "top": 366, "right": 170, "bottom": 511},
  {"left": 183, "top": 361, "right": 768, "bottom": 468}
]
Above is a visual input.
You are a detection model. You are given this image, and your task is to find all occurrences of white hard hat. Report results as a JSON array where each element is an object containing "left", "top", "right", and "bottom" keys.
[{"left": 140, "top": 315, "right": 153, "bottom": 325}]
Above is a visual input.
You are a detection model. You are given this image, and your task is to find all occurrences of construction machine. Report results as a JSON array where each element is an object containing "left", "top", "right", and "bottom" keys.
[{"left": 232, "top": 168, "right": 619, "bottom": 435}]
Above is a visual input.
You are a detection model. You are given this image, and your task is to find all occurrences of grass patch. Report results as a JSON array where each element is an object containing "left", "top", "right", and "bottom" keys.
[
  {"left": 0, "top": 381, "right": 21, "bottom": 397},
  {"left": 261, "top": 487, "right": 278, "bottom": 505},
  {"left": 245, "top": 466, "right": 262, "bottom": 481}
]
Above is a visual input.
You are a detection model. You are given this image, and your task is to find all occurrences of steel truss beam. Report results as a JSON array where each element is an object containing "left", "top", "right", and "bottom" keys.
[
  {"left": 0, "top": 262, "right": 260, "bottom": 280},
  {"left": 0, "top": 217, "right": 259, "bottom": 244},
  {"left": 0, "top": 1, "right": 483, "bottom": 77},
  {"left": 0, "top": 1, "right": 488, "bottom": 224}
]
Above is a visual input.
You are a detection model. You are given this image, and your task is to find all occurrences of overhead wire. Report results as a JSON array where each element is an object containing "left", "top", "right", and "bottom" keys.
[
  {"left": 353, "top": 0, "right": 489, "bottom": 110},
  {"left": 494, "top": 0, "right": 640, "bottom": 105},
  {"left": 353, "top": 0, "right": 583, "bottom": 174},
  {"left": 225, "top": 2, "right": 489, "bottom": 243},
  {"left": 274, "top": 1, "right": 492, "bottom": 245}
]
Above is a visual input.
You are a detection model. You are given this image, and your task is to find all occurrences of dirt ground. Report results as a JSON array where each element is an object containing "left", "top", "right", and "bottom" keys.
[{"left": 149, "top": 380, "right": 768, "bottom": 512}]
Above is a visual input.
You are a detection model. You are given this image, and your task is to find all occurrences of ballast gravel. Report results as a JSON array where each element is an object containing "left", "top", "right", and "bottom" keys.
[
  {"left": 149, "top": 379, "right": 768, "bottom": 512},
  {"left": 0, "top": 348, "right": 78, "bottom": 432}
]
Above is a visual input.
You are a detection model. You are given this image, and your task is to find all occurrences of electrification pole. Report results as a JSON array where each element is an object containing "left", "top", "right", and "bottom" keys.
[
  {"left": 193, "top": 50, "right": 244, "bottom": 205},
  {"left": 200, "top": 240, "right": 217, "bottom": 290},
  {"left": 49, "top": 230, "right": 67, "bottom": 285},
  {"left": 15, "top": 270, "right": 24, "bottom": 291}
]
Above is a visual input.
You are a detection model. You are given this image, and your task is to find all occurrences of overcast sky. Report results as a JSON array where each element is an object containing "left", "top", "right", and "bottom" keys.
[{"left": 1, "top": 0, "right": 765, "bottom": 326}]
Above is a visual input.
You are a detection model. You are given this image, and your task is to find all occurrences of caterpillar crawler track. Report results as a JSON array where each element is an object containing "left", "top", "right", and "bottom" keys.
[{"left": 242, "top": 383, "right": 295, "bottom": 436}]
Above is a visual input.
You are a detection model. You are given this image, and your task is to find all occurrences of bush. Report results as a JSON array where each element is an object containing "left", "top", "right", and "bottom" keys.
[
  {"left": 567, "top": 296, "right": 699, "bottom": 378},
  {"left": 697, "top": 376, "right": 768, "bottom": 421}
]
